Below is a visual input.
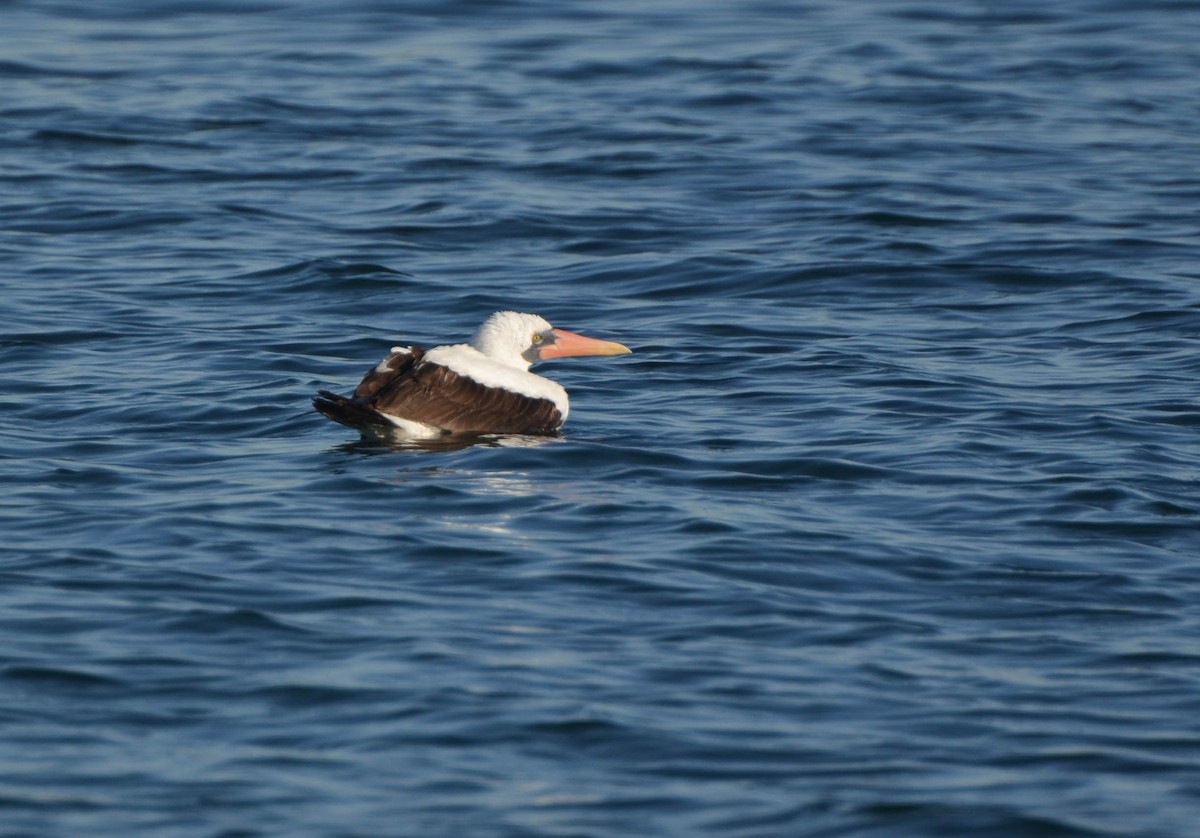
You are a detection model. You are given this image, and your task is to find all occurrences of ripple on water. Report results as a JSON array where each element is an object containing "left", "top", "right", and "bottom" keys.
[{"left": 2, "top": 0, "right": 1200, "bottom": 835}]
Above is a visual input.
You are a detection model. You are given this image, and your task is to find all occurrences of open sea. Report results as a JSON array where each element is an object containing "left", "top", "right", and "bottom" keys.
[{"left": 3, "top": 1, "right": 1200, "bottom": 835}]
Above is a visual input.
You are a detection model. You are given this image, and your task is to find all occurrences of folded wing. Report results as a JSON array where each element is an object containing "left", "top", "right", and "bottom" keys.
[{"left": 318, "top": 345, "right": 564, "bottom": 435}]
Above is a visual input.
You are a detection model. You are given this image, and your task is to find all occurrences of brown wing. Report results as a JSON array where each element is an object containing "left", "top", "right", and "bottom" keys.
[
  {"left": 366, "top": 359, "right": 564, "bottom": 434},
  {"left": 354, "top": 346, "right": 424, "bottom": 399}
]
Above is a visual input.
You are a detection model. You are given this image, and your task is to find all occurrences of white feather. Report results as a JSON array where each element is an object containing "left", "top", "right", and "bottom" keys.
[
  {"left": 381, "top": 414, "right": 443, "bottom": 438},
  {"left": 423, "top": 344, "right": 570, "bottom": 420}
]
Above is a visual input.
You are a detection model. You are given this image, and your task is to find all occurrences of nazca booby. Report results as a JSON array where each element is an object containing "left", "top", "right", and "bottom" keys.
[{"left": 314, "top": 311, "right": 631, "bottom": 437}]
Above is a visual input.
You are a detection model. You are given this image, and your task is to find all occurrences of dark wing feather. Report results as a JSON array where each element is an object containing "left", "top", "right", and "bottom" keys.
[
  {"left": 369, "top": 361, "right": 563, "bottom": 434},
  {"left": 313, "top": 390, "right": 397, "bottom": 435},
  {"left": 353, "top": 346, "right": 423, "bottom": 399},
  {"left": 314, "top": 344, "right": 563, "bottom": 435}
]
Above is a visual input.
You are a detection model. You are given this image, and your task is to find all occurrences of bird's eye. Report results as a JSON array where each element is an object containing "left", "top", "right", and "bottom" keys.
[{"left": 532, "top": 333, "right": 543, "bottom": 344}]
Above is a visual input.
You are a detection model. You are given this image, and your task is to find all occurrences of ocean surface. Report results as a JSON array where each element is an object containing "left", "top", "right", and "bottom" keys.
[{"left": 3, "top": 1, "right": 1200, "bottom": 835}]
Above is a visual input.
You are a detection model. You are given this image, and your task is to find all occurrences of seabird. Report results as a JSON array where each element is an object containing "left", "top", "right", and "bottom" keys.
[{"left": 314, "top": 311, "right": 632, "bottom": 438}]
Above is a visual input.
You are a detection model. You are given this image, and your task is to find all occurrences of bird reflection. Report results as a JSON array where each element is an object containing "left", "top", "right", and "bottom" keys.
[{"left": 328, "top": 431, "right": 561, "bottom": 455}]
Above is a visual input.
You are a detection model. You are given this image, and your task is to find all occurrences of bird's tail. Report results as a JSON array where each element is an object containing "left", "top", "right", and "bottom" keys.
[{"left": 313, "top": 390, "right": 395, "bottom": 435}]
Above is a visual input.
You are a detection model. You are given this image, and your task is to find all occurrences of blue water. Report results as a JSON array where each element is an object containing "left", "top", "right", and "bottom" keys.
[{"left": 4, "top": 1, "right": 1200, "bottom": 835}]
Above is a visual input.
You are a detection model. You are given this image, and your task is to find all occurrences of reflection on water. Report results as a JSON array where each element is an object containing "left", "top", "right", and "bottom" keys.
[{"left": 329, "top": 431, "right": 562, "bottom": 455}]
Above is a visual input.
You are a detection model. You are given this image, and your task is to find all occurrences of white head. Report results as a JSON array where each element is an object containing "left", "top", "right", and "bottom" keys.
[
  {"left": 470, "top": 311, "right": 632, "bottom": 371},
  {"left": 471, "top": 311, "right": 554, "bottom": 370}
]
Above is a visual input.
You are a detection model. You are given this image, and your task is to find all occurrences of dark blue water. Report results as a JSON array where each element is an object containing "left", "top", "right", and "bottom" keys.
[{"left": 4, "top": 1, "right": 1200, "bottom": 835}]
